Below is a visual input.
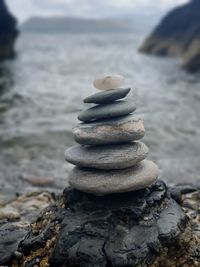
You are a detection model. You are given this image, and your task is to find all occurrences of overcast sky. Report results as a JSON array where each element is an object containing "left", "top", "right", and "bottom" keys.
[{"left": 7, "top": 0, "right": 189, "bottom": 23}]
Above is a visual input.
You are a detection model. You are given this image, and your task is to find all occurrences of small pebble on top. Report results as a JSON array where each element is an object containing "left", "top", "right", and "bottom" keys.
[{"left": 93, "top": 74, "right": 125, "bottom": 90}]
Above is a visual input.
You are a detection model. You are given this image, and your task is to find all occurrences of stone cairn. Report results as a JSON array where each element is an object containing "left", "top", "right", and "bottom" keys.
[
  {"left": 16, "top": 75, "right": 189, "bottom": 267},
  {"left": 65, "top": 74, "right": 159, "bottom": 195}
]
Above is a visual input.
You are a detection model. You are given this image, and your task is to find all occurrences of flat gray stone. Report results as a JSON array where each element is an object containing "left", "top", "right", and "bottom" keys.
[
  {"left": 73, "top": 115, "right": 145, "bottom": 145},
  {"left": 68, "top": 160, "right": 159, "bottom": 195},
  {"left": 65, "top": 142, "right": 148, "bottom": 170},
  {"left": 83, "top": 88, "right": 131, "bottom": 104},
  {"left": 78, "top": 101, "right": 136, "bottom": 122}
]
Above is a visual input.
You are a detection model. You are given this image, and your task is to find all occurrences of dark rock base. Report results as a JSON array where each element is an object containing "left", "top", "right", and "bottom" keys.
[{"left": 11, "top": 180, "right": 200, "bottom": 267}]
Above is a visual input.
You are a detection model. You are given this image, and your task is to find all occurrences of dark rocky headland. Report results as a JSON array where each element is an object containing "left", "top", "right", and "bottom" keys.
[
  {"left": 0, "top": 0, "right": 18, "bottom": 60},
  {"left": 139, "top": 0, "right": 200, "bottom": 73}
]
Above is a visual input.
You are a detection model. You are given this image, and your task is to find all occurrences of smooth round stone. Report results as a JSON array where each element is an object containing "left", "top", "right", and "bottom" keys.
[
  {"left": 93, "top": 75, "right": 125, "bottom": 90},
  {"left": 68, "top": 160, "right": 159, "bottom": 195},
  {"left": 78, "top": 101, "right": 136, "bottom": 122},
  {"left": 65, "top": 142, "right": 148, "bottom": 170},
  {"left": 84, "top": 88, "right": 131, "bottom": 104},
  {"left": 73, "top": 115, "right": 145, "bottom": 145}
]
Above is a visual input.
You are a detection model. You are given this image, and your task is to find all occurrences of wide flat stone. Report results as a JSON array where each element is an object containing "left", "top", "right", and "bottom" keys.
[
  {"left": 68, "top": 160, "right": 159, "bottom": 195},
  {"left": 65, "top": 142, "right": 148, "bottom": 170},
  {"left": 78, "top": 101, "right": 136, "bottom": 122},
  {"left": 93, "top": 74, "right": 125, "bottom": 90},
  {"left": 73, "top": 115, "right": 145, "bottom": 145},
  {"left": 84, "top": 88, "right": 131, "bottom": 104}
]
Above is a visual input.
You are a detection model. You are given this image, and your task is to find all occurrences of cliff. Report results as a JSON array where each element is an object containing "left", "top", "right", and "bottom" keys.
[
  {"left": 139, "top": 0, "right": 200, "bottom": 73},
  {"left": 0, "top": 0, "right": 18, "bottom": 60}
]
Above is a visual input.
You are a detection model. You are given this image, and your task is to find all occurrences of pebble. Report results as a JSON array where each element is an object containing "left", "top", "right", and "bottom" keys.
[
  {"left": 0, "top": 208, "right": 20, "bottom": 220},
  {"left": 84, "top": 88, "right": 131, "bottom": 104},
  {"left": 0, "top": 192, "right": 54, "bottom": 222},
  {"left": 78, "top": 101, "right": 136, "bottom": 122},
  {"left": 68, "top": 160, "right": 159, "bottom": 195},
  {"left": 93, "top": 74, "right": 125, "bottom": 90},
  {"left": 19, "top": 174, "right": 54, "bottom": 187},
  {"left": 73, "top": 115, "right": 145, "bottom": 145},
  {"left": 65, "top": 142, "right": 148, "bottom": 170}
]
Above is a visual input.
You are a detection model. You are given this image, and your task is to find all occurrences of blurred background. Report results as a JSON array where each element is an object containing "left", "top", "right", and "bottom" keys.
[{"left": 0, "top": 0, "right": 200, "bottom": 196}]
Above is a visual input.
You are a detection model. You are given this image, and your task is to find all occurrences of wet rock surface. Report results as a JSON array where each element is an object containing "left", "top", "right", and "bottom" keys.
[
  {"left": 7, "top": 180, "right": 200, "bottom": 267},
  {"left": 0, "top": 222, "right": 27, "bottom": 265},
  {"left": 0, "top": 191, "right": 56, "bottom": 266}
]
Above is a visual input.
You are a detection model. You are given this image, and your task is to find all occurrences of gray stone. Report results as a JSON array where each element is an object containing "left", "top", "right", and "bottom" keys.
[
  {"left": 78, "top": 101, "right": 136, "bottom": 122},
  {"left": 68, "top": 160, "right": 159, "bottom": 195},
  {"left": 84, "top": 88, "right": 131, "bottom": 104},
  {"left": 73, "top": 115, "right": 145, "bottom": 145},
  {"left": 65, "top": 142, "right": 148, "bottom": 170}
]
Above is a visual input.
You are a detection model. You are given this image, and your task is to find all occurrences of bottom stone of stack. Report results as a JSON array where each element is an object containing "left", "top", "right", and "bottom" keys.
[{"left": 68, "top": 160, "right": 159, "bottom": 195}]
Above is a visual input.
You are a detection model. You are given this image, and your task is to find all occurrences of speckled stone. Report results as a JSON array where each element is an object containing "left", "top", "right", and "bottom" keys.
[
  {"left": 73, "top": 115, "right": 145, "bottom": 145},
  {"left": 68, "top": 160, "right": 159, "bottom": 195},
  {"left": 93, "top": 75, "right": 125, "bottom": 90},
  {"left": 65, "top": 142, "right": 148, "bottom": 170},
  {"left": 78, "top": 101, "right": 136, "bottom": 122},
  {"left": 84, "top": 88, "right": 131, "bottom": 104}
]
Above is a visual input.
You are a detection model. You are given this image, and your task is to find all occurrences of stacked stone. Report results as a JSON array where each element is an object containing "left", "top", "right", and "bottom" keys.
[{"left": 65, "top": 74, "right": 159, "bottom": 195}]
